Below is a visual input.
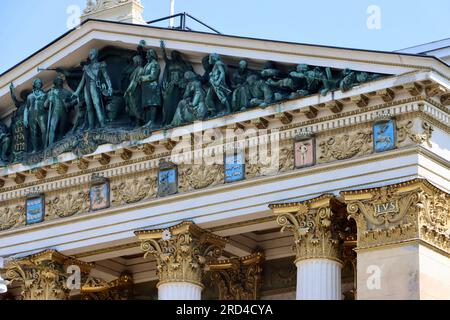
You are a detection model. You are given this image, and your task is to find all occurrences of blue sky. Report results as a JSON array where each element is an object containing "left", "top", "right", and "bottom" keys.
[{"left": 0, "top": 0, "right": 449, "bottom": 74}]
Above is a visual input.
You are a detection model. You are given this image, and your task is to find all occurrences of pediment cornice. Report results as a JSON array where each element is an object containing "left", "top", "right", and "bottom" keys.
[{"left": 2, "top": 19, "right": 450, "bottom": 114}]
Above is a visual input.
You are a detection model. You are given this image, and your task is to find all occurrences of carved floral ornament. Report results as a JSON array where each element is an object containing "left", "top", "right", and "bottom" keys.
[
  {"left": 341, "top": 179, "right": 450, "bottom": 252},
  {"left": 2, "top": 250, "right": 94, "bottom": 300},
  {"left": 135, "top": 221, "right": 228, "bottom": 287},
  {"left": 209, "top": 252, "right": 264, "bottom": 300},
  {"left": 270, "top": 195, "right": 348, "bottom": 263}
]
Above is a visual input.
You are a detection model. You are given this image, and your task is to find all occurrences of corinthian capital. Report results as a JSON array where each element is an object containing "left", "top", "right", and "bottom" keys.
[
  {"left": 271, "top": 195, "right": 345, "bottom": 263},
  {"left": 3, "top": 250, "right": 93, "bottom": 300},
  {"left": 341, "top": 179, "right": 450, "bottom": 252},
  {"left": 135, "top": 221, "right": 228, "bottom": 288}
]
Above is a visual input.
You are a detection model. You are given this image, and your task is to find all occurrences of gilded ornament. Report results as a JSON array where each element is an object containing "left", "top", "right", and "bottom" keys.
[
  {"left": 179, "top": 164, "right": 224, "bottom": 192},
  {"left": 135, "top": 221, "right": 227, "bottom": 287},
  {"left": 0, "top": 205, "right": 25, "bottom": 231},
  {"left": 209, "top": 252, "right": 264, "bottom": 300},
  {"left": 46, "top": 191, "right": 90, "bottom": 219},
  {"left": 111, "top": 175, "right": 157, "bottom": 205},
  {"left": 318, "top": 131, "right": 372, "bottom": 163},
  {"left": 271, "top": 196, "right": 344, "bottom": 263}
]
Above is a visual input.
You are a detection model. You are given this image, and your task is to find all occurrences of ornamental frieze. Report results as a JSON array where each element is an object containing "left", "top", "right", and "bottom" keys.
[
  {"left": 111, "top": 173, "right": 157, "bottom": 206},
  {"left": 179, "top": 163, "right": 224, "bottom": 192},
  {"left": 46, "top": 190, "right": 90, "bottom": 220},
  {"left": 397, "top": 120, "right": 434, "bottom": 147},
  {"left": 0, "top": 204, "right": 25, "bottom": 231},
  {"left": 317, "top": 130, "right": 373, "bottom": 163}
]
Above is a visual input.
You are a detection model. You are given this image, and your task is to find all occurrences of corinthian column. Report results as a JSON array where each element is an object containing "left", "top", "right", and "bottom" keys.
[
  {"left": 135, "top": 221, "right": 227, "bottom": 300},
  {"left": 3, "top": 250, "right": 93, "bottom": 300},
  {"left": 271, "top": 195, "right": 344, "bottom": 300}
]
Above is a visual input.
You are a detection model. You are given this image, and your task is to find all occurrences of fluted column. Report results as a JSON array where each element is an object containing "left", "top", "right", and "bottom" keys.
[
  {"left": 296, "top": 259, "right": 341, "bottom": 300},
  {"left": 271, "top": 195, "right": 345, "bottom": 300},
  {"left": 135, "top": 221, "right": 227, "bottom": 300},
  {"left": 3, "top": 250, "right": 93, "bottom": 300},
  {"left": 158, "top": 282, "right": 202, "bottom": 300}
]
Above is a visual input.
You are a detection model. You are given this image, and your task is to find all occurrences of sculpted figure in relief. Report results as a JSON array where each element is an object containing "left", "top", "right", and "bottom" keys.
[
  {"left": 124, "top": 55, "right": 145, "bottom": 126},
  {"left": 171, "top": 71, "right": 208, "bottom": 127},
  {"left": 206, "top": 53, "right": 232, "bottom": 116},
  {"left": 160, "top": 40, "right": 193, "bottom": 126},
  {"left": 24, "top": 78, "right": 48, "bottom": 153},
  {"left": 140, "top": 49, "right": 162, "bottom": 128},
  {"left": 73, "top": 48, "right": 113, "bottom": 129}
]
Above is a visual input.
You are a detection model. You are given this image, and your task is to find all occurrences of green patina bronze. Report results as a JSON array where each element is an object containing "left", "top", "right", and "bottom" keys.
[{"left": 1, "top": 40, "right": 385, "bottom": 166}]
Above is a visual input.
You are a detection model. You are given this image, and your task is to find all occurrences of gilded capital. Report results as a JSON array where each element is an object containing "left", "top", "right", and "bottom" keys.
[
  {"left": 2, "top": 250, "right": 93, "bottom": 300},
  {"left": 209, "top": 251, "right": 264, "bottom": 300},
  {"left": 270, "top": 195, "right": 345, "bottom": 263},
  {"left": 341, "top": 179, "right": 450, "bottom": 252},
  {"left": 135, "top": 221, "right": 228, "bottom": 287}
]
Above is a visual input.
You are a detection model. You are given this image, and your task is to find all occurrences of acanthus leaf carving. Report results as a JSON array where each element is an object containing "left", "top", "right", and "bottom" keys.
[
  {"left": 0, "top": 205, "right": 25, "bottom": 231},
  {"left": 179, "top": 164, "right": 224, "bottom": 192},
  {"left": 46, "top": 191, "right": 90, "bottom": 219},
  {"left": 111, "top": 174, "right": 157, "bottom": 205},
  {"left": 136, "top": 222, "right": 227, "bottom": 286},
  {"left": 318, "top": 131, "right": 372, "bottom": 163},
  {"left": 397, "top": 121, "right": 433, "bottom": 147}
]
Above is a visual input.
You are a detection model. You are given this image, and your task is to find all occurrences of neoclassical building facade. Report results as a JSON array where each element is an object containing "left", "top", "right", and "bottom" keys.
[{"left": 0, "top": 0, "right": 449, "bottom": 300}]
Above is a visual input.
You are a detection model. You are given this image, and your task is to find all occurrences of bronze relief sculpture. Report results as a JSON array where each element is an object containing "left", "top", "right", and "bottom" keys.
[{"left": 0, "top": 40, "right": 385, "bottom": 166}]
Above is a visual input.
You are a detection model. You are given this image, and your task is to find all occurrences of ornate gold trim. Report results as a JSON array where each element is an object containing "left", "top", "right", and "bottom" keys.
[
  {"left": 341, "top": 179, "right": 450, "bottom": 252},
  {"left": 271, "top": 195, "right": 346, "bottom": 263},
  {"left": 209, "top": 251, "right": 264, "bottom": 300},
  {"left": 2, "top": 249, "right": 94, "bottom": 300},
  {"left": 135, "top": 221, "right": 228, "bottom": 287}
]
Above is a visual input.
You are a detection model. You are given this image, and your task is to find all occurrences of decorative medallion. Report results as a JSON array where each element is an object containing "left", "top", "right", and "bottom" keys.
[
  {"left": 224, "top": 150, "right": 245, "bottom": 183},
  {"left": 294, "top": 133, "right": 315, "bottom": 168},
  {"left": 157, "top": 161, "right": 178, "bottom": 197},
  {"left": 26, "top": 194, "right": 45, "bottom": 225},
  {"left": 89, "top": 174, "right": 110, "bottom": 211},
  {"left": 373, "top": 117, "right": 396, "bottom": 153}
]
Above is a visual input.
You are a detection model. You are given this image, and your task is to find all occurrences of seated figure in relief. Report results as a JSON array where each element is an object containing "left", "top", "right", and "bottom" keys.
[
  {"left": 170, "top": 71, "right": 208, "bottom": 127},
  {"left": 289, "top": 64, "right": 333, "bottom": 97},
  {"left": 247, "top": 74, "right": 274, "bottom": 108},
  {"left": 231, "top": 60, "right": 253, "bottom": 112}
]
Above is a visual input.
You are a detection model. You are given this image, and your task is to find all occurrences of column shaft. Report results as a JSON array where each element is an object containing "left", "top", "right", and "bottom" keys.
[
  {"left": 296, "top": 259, "right": 342, "bottom": 300},
  {"left": 158, "top": 282, "right": 202, "bottom": 300}
]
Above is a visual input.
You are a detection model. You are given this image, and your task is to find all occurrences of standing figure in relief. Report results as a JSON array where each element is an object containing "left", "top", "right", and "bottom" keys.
[
  {"left": 206, "top": 53, "right": 232, "bottom": 116},
  {"left": 160, "top": 40, "right": 193, "bottom": 126},
  {"left": 171, "top": 71, "right": 207, "bottom": 127},
  {"left": 9, "top": 83, "right": 30, "bottom": 161},
  {"left": 231, "top": 60, "right": 252, "bottom": 112},
  {"left": 73, "top": 48, "right": 113, "bottom": 129},
  {"left": 45, "top": 76, "right": 74, "bottom": 146},
  {"left": 124, "top": 55, "right": 145, "bottom": 126},
  {"left": 0, "top": 122, "right": 11, "bottom": 165},
  {"left": 25, "top": 78, "right": 48, "bottom": 153},
  {"left": 140, "top": 49, "right": 162, "bottom": 128}
]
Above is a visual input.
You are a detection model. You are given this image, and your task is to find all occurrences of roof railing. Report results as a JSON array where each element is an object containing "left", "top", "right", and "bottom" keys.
[{"left": 147, "top": 12, "right": 221, "bottom": 34}]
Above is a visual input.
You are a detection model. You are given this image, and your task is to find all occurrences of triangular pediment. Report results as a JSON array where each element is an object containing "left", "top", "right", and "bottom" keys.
[{"left": 0, "top": 19, "right": 449, "bottom": 177}]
